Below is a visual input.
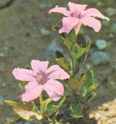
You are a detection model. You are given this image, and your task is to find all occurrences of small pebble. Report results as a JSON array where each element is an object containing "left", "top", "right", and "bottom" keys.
[
  {"left": 90, "top": 51, "right": 111, "bottom": 65},
  {"left": 40, "top": 28, "right": 50, "bottom": 36},
  {"left": 95, "top": 39, "right": 107, "bottom": 50}
]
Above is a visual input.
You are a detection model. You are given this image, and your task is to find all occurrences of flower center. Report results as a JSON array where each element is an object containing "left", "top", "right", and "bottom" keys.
[
  {"left": 36, "top": 72, "right": 47, "bottom": 85},
  {"left": 70, "top": 12, "right": 83, "bottom": 19}
]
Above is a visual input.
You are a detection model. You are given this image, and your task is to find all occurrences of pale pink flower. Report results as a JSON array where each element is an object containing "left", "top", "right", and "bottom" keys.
[
  {"left": 12, "top": 60, "right": 70, "bottom": 102},
  {"left": 49, "top": 2, "right": 109, "bottom": 34}
]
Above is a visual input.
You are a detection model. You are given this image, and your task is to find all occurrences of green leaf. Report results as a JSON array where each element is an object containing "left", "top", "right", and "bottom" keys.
[
  {"left": 5, "top": 100, "right": 42, "bottom": 121},
  {"left": 5, "top": 100, "right": 32, "bottom": 109},
  {"left": 55, "top": 57, "right": 70, "bottom": 72},
  {"left": 73, "top": 41, "right": 90, "bottom": 60},
  {"left": 46, "top": 103, "right": 57, "bottom": 114},
  {"left": 80, "top": 70, "right": 97, "bottom": 100},
  {"left": 46, "top": 97, "right": 65, "bottom": 115},
  {"left": 68, "top": 75, "right": 86, "bottom": 92},
  {"left": 75, "top": 47, "right": 88, "bottom": 59},
  {"left": 70, "top": 103, "right": 83, "bottom": 119},
  {"left": 63, "top": 31, "right": 77, "bottom": 50},
  {"left": 13, "top": 108, "right": 42, "bottom": 121},
  {"left": 57, "top": 96, "right": 65, "bottom": 109},
  {"left": 40, "top": 97, "right": 52, "bottom": 113}
]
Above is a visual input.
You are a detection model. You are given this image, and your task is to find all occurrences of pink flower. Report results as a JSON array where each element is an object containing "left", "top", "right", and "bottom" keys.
[
  {"left": 12, "top": 60, "right": 70, "bottom": 102},
  {"left": 49, "top": 2, "right": 109, "bottom": 34}
]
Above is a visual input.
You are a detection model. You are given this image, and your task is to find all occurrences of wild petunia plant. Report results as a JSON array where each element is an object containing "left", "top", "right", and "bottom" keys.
[{"left": 5, "top": 1, "right": 109, "bottom": 124}]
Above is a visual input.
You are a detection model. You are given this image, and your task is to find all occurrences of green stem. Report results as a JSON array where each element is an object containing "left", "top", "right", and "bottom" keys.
[{"left": 39, "top": 95, "right": 44, "bottom": 113}]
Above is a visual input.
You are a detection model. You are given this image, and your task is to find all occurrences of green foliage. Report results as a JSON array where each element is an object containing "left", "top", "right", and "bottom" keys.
[
  {"left": 55, "top": 57, "right": 70, "bottom": 72},
  {"left": 46, "top": 96, "right": 65, "bottom": 115},
  {"left": 80, "top": 70, "right": 97, "bottom": 100},
  {"left": 60, "top": 31, "right": 91, "bottom": 75},
  {"left": 70, "top": 103, "right": 83, "bottom": 119},
  {"left": 62, "top": 31, "right": 90, "bottom": 60},
  {"left": 39, "top": 30, "right": 96, "bottom": 122},
  {"left": 68, "top": 75, "right": 86, "bottom": 92},
  {"left": 39, "top": 97, "right": 52, "bottom": 113}
]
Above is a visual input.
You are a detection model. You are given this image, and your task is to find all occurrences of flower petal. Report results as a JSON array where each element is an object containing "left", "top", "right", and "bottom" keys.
[
  {"left": 21, "top": 83, "right": 43, "bottom": 102},
  {"left": 49, "top": 5, "right": 69, "bottom": 16},
  {"left": 84, "top": 8, "right": 109, "bottom": 21},
  {"left": 12, "top": 68, "right": 34, "bottom": 81},
  {"left": 47, "top": 65, "right": 70, "bottom": 80},
  {"left": 25, "top": 81, "right": 38, "bottom": 91},
  {"left": 44, "top": 79, "right": 64, "bottom": 101},
  {"left": 59, "top": 17, "right": 79, "bottom": 33},
  {"left": 31, "top": 60, "right": 49, "bottom": 73},
  {"left": 82, "top": 16, "right": 101, "bottom": 32},
  {"left": 68, "top": 2, "right": 87, "bottom": 13}
]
